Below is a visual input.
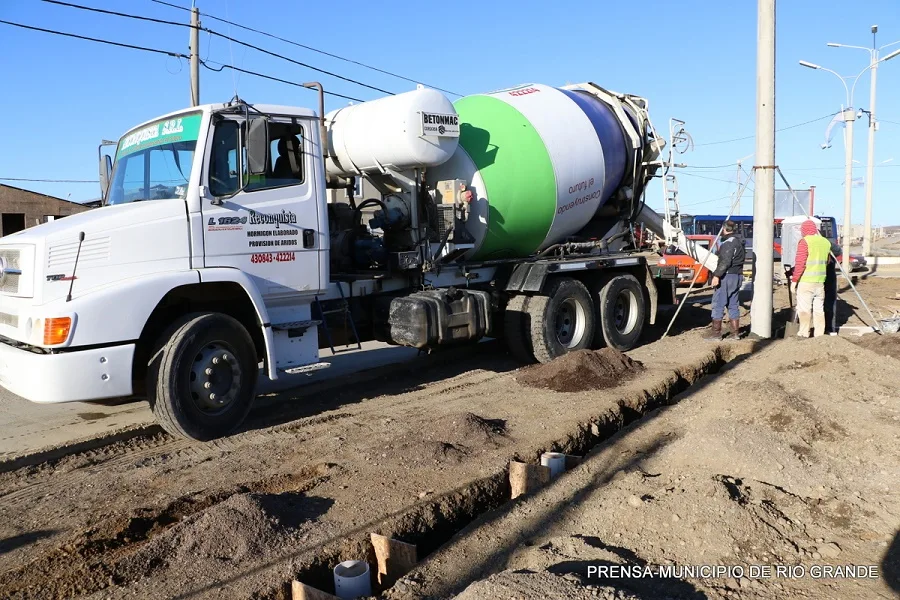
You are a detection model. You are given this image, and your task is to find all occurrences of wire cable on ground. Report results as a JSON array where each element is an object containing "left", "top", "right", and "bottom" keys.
[
  {"left": 776, "top": 166, "right": 882, "bottom": 334},
  {"left": 150, "top": 0, "right": 461, "bottom": 96},
  {"left": 41, "top": 0, "right": 394, "bottom": 96}
]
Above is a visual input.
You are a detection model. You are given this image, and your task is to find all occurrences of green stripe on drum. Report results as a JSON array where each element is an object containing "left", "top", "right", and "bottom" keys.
[{"left": 454, "top": 95, "right": 556, "bottom": 259}]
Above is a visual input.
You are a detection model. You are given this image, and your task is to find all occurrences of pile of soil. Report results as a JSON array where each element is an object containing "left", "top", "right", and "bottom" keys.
[
  {"left": 852, "top": 332, "right": 900, "bottom": 359},
  {"left": 517, "top": 349, "right": 645, "bottom": 393},
  {"left": 123, "top": 490, "right": 327, "bottom": 579},
  {"left": 388, "top": 412, "right": 509, "bottom": 466}
]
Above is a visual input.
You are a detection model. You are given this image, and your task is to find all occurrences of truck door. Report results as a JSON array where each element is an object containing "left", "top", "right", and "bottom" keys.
[{"left": 201, "top": 113, "right": 324, "bottom": 299}]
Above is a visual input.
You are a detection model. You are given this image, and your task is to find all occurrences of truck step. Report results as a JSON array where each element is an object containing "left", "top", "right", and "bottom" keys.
[
  {"left": 280, "top": 362, "right": 331, "bottom": 375},
  {"left": 271, "top": 319, "right": 321, "bottom": 331}
]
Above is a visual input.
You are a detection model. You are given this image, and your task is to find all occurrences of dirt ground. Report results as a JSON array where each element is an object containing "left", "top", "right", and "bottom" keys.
[
  {"left": 390, "top": 336, "right": 900, "bottom": 600},
  {"left": 0, "top": 315, "right": 725, "bottom": 600},
  {"left": 0, "top": 277, "right": 896, "bottom": 600}
]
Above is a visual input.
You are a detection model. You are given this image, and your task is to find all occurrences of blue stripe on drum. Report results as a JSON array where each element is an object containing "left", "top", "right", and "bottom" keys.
[{"left": 559, "top": 89, "right": 628, "bottom": 202}]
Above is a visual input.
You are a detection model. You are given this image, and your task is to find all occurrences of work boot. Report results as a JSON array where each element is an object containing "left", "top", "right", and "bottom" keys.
[
  {"left": 729, "top": 318, "right": 741, "bottom": 340},
  {"left": 703, "top": 320, "right": 723, "bottom": 341}
]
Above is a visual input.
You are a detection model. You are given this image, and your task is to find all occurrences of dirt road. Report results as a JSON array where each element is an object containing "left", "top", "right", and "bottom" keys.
[{"left": 0, "top": 341, "right": 422, "bottom": 465}]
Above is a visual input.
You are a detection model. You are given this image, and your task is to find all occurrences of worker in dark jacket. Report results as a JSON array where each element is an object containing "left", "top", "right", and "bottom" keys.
[{"left": 704, "top": 220, "right": 746, "bottom": 340}]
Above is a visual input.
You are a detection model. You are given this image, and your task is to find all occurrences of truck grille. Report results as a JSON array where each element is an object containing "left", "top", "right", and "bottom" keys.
[
  {"left": 0, "top": 249, "right": 21, "bottom": 295},
  {"left": 0, "top": 312, "right": 17, "bottom": 328}
]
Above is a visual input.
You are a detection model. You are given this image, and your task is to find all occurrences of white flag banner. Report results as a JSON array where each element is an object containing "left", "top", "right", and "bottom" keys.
[{"left": 822, "top": 112, "right": 845, "bottom": 149}]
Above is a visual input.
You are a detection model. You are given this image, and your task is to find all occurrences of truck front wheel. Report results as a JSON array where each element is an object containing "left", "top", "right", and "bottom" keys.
[
  {"left": 596, "top": 274, "right": 646, "bottom": 351},
  {"left": 526, "top": 277, "right": 595, "bottom": 363},
  {"left": 147, "top": 312, "right": 258, "bottom": 441}
]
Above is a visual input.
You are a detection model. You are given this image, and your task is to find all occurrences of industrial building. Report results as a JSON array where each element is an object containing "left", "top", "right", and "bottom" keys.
[{"left": 0, "top": 184, "right": 92, "bottom": 237}]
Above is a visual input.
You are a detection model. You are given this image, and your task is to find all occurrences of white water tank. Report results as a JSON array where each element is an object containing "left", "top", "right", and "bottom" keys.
[{"left": 324, "top": 87, "right": 460, "bottom": 179}]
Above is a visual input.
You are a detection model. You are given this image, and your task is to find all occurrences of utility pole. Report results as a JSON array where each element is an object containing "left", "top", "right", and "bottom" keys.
[
  {"left": 736, "top": 162, "right": 742, "bottom": 214},
  {"left": 863, "top": 25, "right": 878, "bottom": 258},
  {"left": 190, "top": 6, "right": 200, "bottom": 107},
  {"left": 750, "top": 0, "right": 776, "bottom": 339},
  {"left": 842, "top": 107, "right": 855, "bottom": 276}
]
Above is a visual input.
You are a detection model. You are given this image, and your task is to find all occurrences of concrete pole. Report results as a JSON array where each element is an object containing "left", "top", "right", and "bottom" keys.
[
  {"left": 190, "top": 7, "right": 200, "bottom": 107},
  {"left": 750, "top": 0, "right": 776, "bottom": 339},
  {"left": 842, "top": 108, "right": 855, "bottom": 276},
  {"left": 863, "top": 52, "right": 877, "bottom": 257}
]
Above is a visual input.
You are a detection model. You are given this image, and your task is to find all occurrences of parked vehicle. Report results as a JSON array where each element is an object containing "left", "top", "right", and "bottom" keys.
[{"left": 658, "top": 235, "right": 718, "bottom": 286}]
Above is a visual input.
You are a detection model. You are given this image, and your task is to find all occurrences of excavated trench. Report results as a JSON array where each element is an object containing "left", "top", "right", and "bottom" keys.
[
  {"left": 272, "top": 346, "right": 734, "bottom": 600},
  {"left": 0, "top": 342, "right": 745, "bottom": 600}
]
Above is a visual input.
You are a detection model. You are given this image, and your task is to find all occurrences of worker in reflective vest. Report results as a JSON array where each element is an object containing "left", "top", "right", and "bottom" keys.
[{"left": 791, "top": 219, "right": 832, "bottom": 338}]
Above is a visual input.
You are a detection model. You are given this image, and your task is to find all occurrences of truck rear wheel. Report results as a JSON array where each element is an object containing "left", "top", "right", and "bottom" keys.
[
  {"left": 147, "top": 312, "right": 258, "bottom": 441},
  {"left": 526, "top": 277, "right": 595, "bottom": 363},
  {"left": 596, "top": 274, "right": 645, "bottom": 351}
]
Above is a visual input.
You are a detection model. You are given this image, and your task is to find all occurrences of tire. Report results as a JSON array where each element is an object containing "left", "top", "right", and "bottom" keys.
[
  {"left": 596, "top": 274, "right": 646, "bottom": 351},
  {"left": 147, "top": 312, "right": 258, "bottom": 441},
  {"left": 504, "top": 294, "right": 536, "bottom": 364},
  {"left": 526, "top": 277, "right": 596, "bottom": 364}
]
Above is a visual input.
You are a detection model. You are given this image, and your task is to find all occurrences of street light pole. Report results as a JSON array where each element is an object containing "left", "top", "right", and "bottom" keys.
[
  {"left": 825, "top": 30, "right": 900, "bottom": 258},
  {"left": 799, "top": 44, "right": 900, "bottom": 275},
  {"left": 863, "top": 31, "right": 877, "bottom": 257}
]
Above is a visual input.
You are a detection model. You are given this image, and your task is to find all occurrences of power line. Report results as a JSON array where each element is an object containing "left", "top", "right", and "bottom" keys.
[
  {"left": 42, "top": 0, "right": 394, "bottom": 96},
  {"left": 679, "top": 172, "right": 739, "bottom": 183},
  {"left": 0, "top": 19, "right": 362, "bottom": 101},
  {"left": 0, "top": 18, "right": 186, "bottom": 58},
  {"left": 695, "top": 113, "right": 837, "bottom": 147},
  {"left": 150, "top": 0, "right": 461, "bottom": 97},
  {"left": 42, "top": 0, "right": 184, "bottom": 28},
  {"left": 200, "top": 59, "right": 363, "bottom": 102},
  {"left": 1, "top": 177, "right": 97, "bottom": 183}
]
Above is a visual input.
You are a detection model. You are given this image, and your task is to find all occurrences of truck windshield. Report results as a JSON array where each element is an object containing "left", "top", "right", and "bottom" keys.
[{"left": 107, "top": 112, "right": 203, "bottom": 205}]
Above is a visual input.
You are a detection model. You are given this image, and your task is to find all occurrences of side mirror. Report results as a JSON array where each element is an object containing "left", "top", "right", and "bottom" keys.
[
  {"left": 247, "top": 117, "right": 269, "bottom": 176},
  {"left": 99, "top": 154, "right": 112, "bottom": 202}
]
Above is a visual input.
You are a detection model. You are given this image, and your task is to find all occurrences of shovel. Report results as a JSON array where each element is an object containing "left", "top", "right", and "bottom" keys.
[{"left": 784, "top": 267, "right": 800, "bottom": 337}]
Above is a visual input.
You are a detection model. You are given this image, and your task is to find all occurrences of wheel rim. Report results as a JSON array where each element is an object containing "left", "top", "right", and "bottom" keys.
[
  {"left": 555, "top": 298, "right": 588, "bottom": 348},
  {"left": 189, "top": 342, "right": 243, "bottom": 415},
  {"left": 613, "top": 289, "right": 639, "bottom": 335}
]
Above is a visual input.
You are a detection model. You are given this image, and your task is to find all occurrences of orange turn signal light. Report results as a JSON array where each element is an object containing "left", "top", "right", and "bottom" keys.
[{"left": 44, "top": 317, "right": 72, "bottom": 345}]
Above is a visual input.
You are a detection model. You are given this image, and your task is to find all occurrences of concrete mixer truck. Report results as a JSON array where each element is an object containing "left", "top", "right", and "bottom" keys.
[{"left": 0, "top": 81, "right": 714, "bottom": 441}]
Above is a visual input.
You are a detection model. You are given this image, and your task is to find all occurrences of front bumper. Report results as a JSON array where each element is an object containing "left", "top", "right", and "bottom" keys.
[{"left": 0, "top": 341, "right": 135, "bottom": 403}]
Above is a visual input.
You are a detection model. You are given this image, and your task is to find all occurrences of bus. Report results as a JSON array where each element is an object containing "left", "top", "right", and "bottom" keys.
[{"left": 688, "top": 214, "right": 838, "bottom": 260}]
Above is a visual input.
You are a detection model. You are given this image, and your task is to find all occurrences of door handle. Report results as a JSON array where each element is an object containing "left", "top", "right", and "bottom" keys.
[{"left": 303, "top": 229, "right": 315, "bottom": 249}]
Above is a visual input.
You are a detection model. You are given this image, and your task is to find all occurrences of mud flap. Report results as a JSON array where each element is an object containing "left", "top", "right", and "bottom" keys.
[{"left": 644, "top": 265, "right": 659, "bottom": 326}]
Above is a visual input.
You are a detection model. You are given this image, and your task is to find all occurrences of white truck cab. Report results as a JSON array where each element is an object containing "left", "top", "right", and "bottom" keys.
[{"left": 0, "top": 99, "right": 343, "bottom": 440}]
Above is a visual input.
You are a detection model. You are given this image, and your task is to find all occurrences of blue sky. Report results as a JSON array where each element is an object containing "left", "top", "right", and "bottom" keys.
[{"left": 2, "top": 0, "right": 900, "bottom": 225}]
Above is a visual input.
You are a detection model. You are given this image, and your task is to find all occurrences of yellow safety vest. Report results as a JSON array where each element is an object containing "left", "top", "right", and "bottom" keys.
[{"left": 800, "top": 234, "right": 831, "bottom": 284}]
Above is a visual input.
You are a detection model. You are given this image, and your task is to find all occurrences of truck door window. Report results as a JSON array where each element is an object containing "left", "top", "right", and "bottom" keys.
[
  {"left": 209, "top": 118, "right": 305, "bottom": 196},
  {"left": 246, "top": 121, "right": 305, "bottom": 191}
]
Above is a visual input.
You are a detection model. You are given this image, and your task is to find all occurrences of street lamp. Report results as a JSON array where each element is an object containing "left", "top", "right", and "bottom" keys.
[
  {"left": 825, "top": 26, "right": 900, "bottom": 257},
  {"left": 799, "top": 40, "right": 900, "bottom": 274}
]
